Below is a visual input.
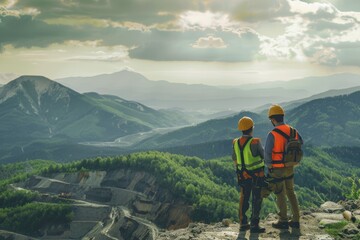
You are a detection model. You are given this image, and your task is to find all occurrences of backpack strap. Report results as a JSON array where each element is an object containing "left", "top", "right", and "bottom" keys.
[
  {"left": 290, "top": 127, "right": 297, "bottom": 139},
  {"left": 272, "top": 127, "right": 299, "bottom": 143},
  {"left": 272, "top": 128, "right": 290, "bottom": 140}
]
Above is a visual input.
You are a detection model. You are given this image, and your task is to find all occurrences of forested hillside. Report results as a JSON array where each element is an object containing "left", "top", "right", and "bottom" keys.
[
  {"left": 0, "top": 148, "right": 359, "bottom": 237},
  {"left": 287, "top": 91, "right": 360, "bottom": 146},
  {"left": 139, "top": 91, "right": 360, "bottom": 149},
  {"left": 0, "top": 160, "right": 72, "bottom": 236},
  {"left": 39, "top": 149, "right": 360, "bottom": 221},
  {"left": 136, "top": 111, "right": 267, "bottom": 149},
  {"left": 0, "top": 76, "right": 190, "bottom": 163}
]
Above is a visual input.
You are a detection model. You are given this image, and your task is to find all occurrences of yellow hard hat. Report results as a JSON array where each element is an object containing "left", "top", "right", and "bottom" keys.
[
  {"left": 268, "top": 104, "right": 285, "bottom": 117},
  {"left": 238, "top": 117, "right": 254, "bottom": 131}
]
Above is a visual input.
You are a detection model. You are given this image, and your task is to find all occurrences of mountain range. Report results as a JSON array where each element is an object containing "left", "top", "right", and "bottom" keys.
[
  {"left": 253, "top": 85, "right": 360, "bottom": 113},
  {"left": 136, "top": 91, "right": 360, "bottom": 150},
  {"left": 0, "top": 76, "right": 189, "bottom": 162},
  {"left": 56, "top": 70, "right": 328, "bottom": 111},
  {"left": 240, "top": 73, "right": 360, "bottom": 92},
  {"left": 0, "top": 73, "right": 360, "bottom": 162}
]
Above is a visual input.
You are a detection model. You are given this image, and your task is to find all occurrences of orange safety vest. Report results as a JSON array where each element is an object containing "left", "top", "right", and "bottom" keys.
[{"left": 271, "top": 124, "right": 299, "bottom": 168}]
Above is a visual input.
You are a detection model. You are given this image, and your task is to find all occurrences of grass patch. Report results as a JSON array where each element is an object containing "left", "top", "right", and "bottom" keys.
[{"left": 324, "top": 221, "right": 348, "bottom": 237}]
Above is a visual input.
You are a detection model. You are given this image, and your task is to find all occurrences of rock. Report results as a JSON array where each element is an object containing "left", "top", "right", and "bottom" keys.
[
  {"left": 190, "top": 227, "right": 202, "bottom": 234},
  {"left": 221, "top": 218, "right": 232, "bottom": 227},
  {"left": 320, "top": 201, "right": 344, "bottom": 213},
  {"left": 340, "top": 199, "right": 360, "bottom": 211},
  {"left": 342, "top": 210, "right": 356, "bottom": 222},
  {"left": 318, "top": 219, "right": 343, "bottom": 228},
  {"left": 309, "top": 234, "right": 334, "bottom": 240},
  {"left": 175, "top": 236, "right": 191, "bottom": 240},
  {"left": 265, "top": 213, "right": 278, "bottom": 221},
  {"left": 303, "top": 210, "right": 312, "bottom": 215},
  {"left": 311, "top": 213, "right": 344, "bottom": 221},
  {"left": 342, "top": 223, "right": 359, "bottom": 235},
  {"left": 187, "top": 223, "right": 196, "bottom": 229}
]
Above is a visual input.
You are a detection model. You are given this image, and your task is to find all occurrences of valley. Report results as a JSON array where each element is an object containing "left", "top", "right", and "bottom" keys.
[{"left": 80, "top": 125, "right": 193, "bottom": 148}]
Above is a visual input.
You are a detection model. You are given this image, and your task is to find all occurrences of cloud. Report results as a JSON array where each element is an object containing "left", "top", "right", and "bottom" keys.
[
  {"left": 0, "top": 0, "right": 17, "bottom": 9},
  {"left": 59, "top": 0, "right": 79, "bottom": 7},
  {"left": 69, "top": 44, "right": 130, "bottom": 62},
  {"left": 256, "top": 0, "right": 360, "bottom": 67},
  {"left": 0, "top": 0, "right": 359, "bottom": 67},
  {"left": 0, "top": 12, "right": 147, "bottom": 50},
  {"left": 43, "top": 16, "right": 150, "bottom": 31},
  {"left": 0, "top": 4, "right": 40, "bottom": 17},
  {"left": 179, "top": 11, "right": 231, "bottom": 31},
  {"left": 335, "top": 42, "right": 360, "bottom": 66},
  {"left": 0, "top": 14, "right": 84, "bottom": 50},
  {"left": 191, "top": 36, "right": 227, "bottom": 49},
  {"left": 129, "top": 30, "right": 260, "bottom": 62},
  {"left": 309, "top": 46, "right": 339, "bottom": 65},
  {"left": 12, "top": 0, "right": 201, "bottom": 25},
  {"left": 304, "top": 41, "right": 360, "bottom": 66},
  {"left": 290, "top": 0, "right": 338, "bottom": 16},
  {"left": 230, "top": 0, "right": 292, "bottom": 22},
  {"left": 304, "top": 0, "right": 360, "bottom": 12}
]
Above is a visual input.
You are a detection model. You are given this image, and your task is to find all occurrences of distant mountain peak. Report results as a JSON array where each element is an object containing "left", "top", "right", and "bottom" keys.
[
  {"left": 0, "top": 75, "right": 75, "bottom": 111},
  {"left": 12, "top": 76, "right": 56, "bottom": 93},
  {"left": 7, "top": 75, "right": 56, "bottom": 89},
  {"left": 112, "top": 69, "right": 148, "bottom": 80}
]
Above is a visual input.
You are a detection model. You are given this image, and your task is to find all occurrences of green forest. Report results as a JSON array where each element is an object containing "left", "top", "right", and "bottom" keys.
[
  {"left": 39, "top": 147, "right": 360, "bottom": 222},
  {"left": 0, "top": 146, "right": 359, "bottom": 236},
  {"left": 0, "top": 160, "right": 73, "bottom": 236}
]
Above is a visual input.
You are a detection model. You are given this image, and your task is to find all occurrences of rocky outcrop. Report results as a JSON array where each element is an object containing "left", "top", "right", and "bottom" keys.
[
  {"left": 320, "top": 201, "right": 344, "bottom": 213},
  {"left": 14, "top": 169, "right": 192, "bottom": 239},
  {"left": 85, "top": 187, "right": 113, "bottom": 202},
  {"left": 118, "top": 217, "right": 153, "bottom": 240},
  {"left": 158, "top": 200, "right": 360, "bottom": 240}
]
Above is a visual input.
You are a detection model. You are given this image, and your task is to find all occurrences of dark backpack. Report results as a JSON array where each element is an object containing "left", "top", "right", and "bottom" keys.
[{"left": 272, "top": 127, "right": 303, "bottom": 167}]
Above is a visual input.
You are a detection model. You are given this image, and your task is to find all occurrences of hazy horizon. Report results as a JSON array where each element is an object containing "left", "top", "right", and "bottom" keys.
[{"left": 1, "top": 69, "right": 360, "bottom": 88}]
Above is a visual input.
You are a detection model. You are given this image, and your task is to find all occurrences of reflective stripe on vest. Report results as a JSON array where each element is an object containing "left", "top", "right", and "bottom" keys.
[
  {"left": 271, "top": 124, "right": 299, "bottom": 168},
  {"left": 234, "top": 137, "right": 264, "bottom": 171}
]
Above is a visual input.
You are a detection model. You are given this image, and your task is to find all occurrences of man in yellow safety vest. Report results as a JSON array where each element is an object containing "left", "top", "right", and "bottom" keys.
[{"left": 232, "top": 116, "right": 266, "bottom": 233}]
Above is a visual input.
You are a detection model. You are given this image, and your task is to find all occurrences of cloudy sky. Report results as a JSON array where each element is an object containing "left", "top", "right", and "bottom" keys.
[{"left": 0, "top": 0, "right": 359, "bottom": 85}]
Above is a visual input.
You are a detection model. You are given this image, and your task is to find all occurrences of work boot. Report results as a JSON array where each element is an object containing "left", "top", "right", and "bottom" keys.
[
  {"left": 250, "top": 225, "right": 266, "bottom": 233},
  {"left": 272, "top": 221, "right": 289, "bottom": 229},
  {"left": 239, "top": 223, "right": 250, "bottom": 231},
  {"left": 288, "top": 220, "right": 300, "bottom": 228}
]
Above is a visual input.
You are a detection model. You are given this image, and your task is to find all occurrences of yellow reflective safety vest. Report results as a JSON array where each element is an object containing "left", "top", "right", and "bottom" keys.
[{"left": 233, "top": 137, "right": 264, "bottom": 171}]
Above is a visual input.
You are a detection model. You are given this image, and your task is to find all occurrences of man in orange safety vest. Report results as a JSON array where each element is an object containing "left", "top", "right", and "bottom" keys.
[{"left": 264, "top": 105, "right": 303, "bottom": 229}]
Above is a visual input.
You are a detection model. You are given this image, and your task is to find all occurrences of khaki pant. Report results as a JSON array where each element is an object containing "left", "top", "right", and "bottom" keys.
[{"left": 269, "top": 167, "right": 300, "bottom": 222}]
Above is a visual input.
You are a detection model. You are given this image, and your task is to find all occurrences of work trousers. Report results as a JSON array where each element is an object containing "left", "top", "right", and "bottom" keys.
[
  {"left": 239, "top": 179, "right": 262, "bottom": 226},
  {"left": 269, "top": 167, "right": 300, "bottom": 222}
]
